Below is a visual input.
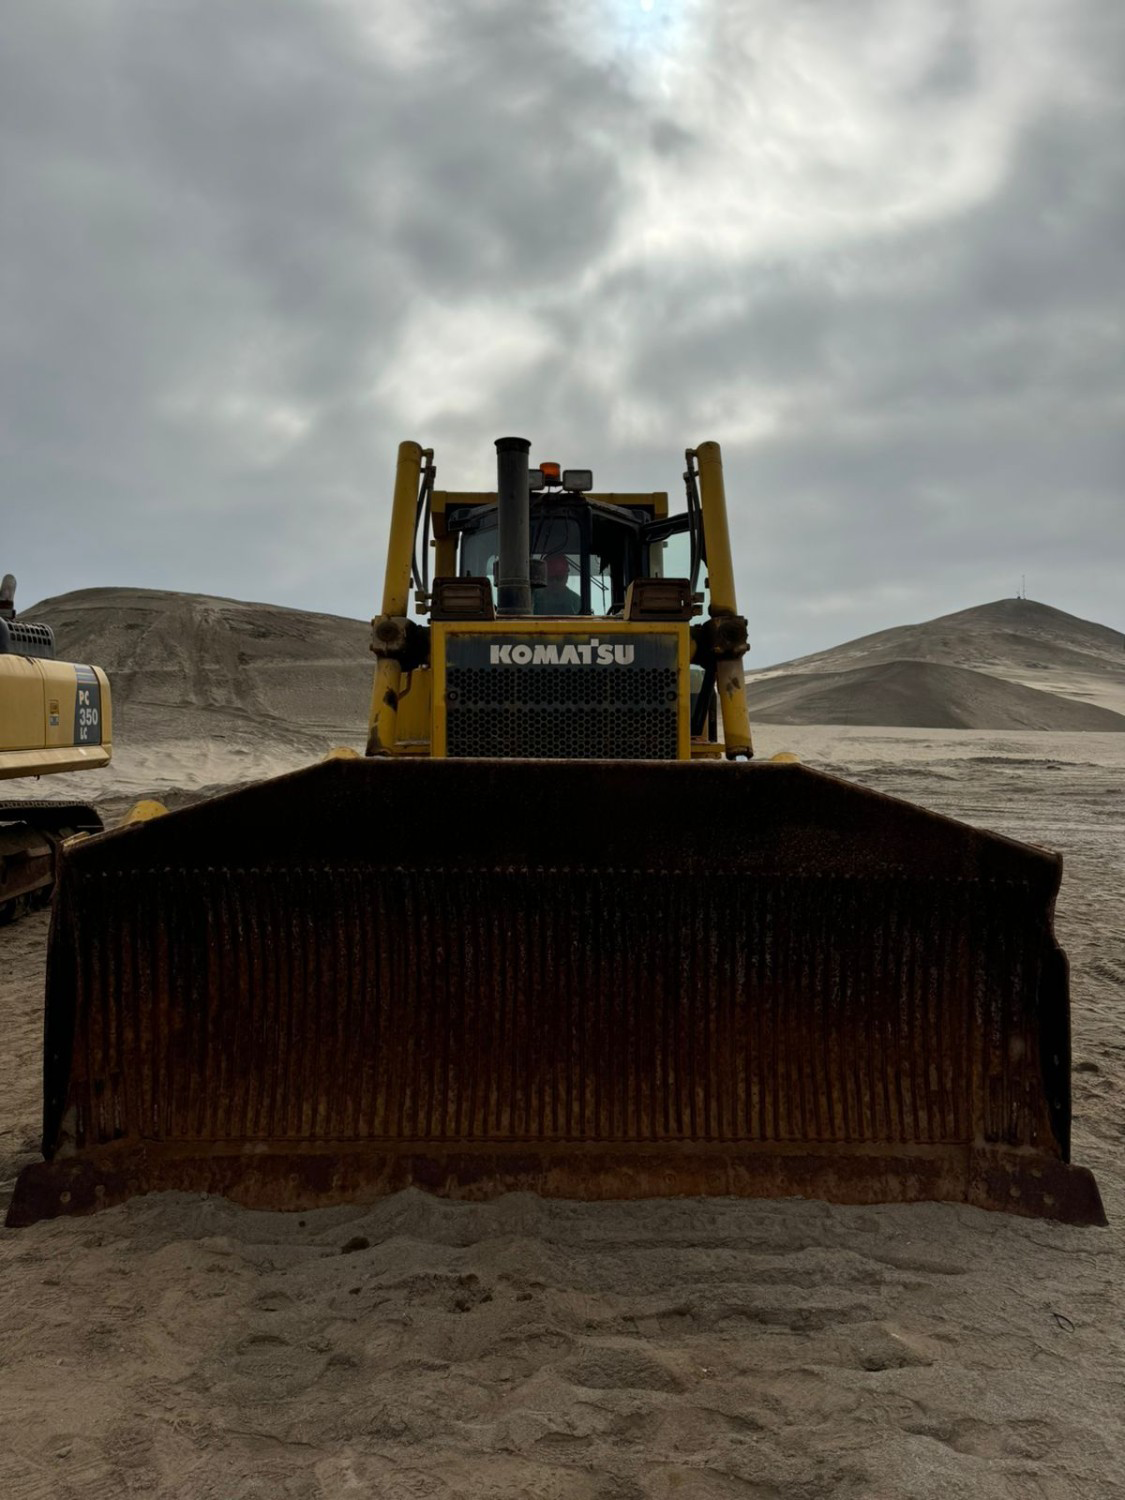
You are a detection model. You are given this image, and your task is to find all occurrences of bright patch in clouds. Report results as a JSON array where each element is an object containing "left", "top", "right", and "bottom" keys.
[
  {"left": 375, "top": 302, "right": 553, "bottom": 432},
  {"left": 161, "top": 385, "right": 313, "bottom": 470},
  {"left": 588, "top": 1, "right": 1084, "bottom": 269}
]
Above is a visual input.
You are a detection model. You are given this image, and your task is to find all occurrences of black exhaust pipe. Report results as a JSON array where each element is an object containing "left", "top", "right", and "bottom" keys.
[{"left": 495, "top": 436, "right": 531, "bottom": 617}]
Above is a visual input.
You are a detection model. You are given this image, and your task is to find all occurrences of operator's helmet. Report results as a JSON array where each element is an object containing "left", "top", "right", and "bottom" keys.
[{"left": 546, "top": 553, "right": 570, "bottom": 584}]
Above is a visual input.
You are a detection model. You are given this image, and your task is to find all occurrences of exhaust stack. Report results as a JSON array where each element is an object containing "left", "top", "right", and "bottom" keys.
[{"left": 495, "top": 436, "right": 531, "bottom": 617}]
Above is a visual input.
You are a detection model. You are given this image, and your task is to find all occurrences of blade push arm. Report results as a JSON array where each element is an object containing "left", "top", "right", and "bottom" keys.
[
  {"left": 694, "top": 441, "right": 753, "bottom": 759},
  {"left": 367, "top": 440, "right": 425, "bottom": 755}
]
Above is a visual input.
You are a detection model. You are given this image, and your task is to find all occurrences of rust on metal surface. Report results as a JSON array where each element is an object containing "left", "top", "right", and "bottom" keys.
[{"left": 7, "top": 757, "right": 1106, "bottom": 1228}]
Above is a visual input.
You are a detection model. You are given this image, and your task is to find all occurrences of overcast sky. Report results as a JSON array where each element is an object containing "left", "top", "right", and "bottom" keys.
[{"left": 3, "top": 0, "right": 1122, "bottom": 665}]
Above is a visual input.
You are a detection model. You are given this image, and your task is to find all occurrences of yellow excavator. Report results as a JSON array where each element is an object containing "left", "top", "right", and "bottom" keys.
[
  {"left": 7, "top": 442, "right": 1105, "bottom": 1227},
  {"left": 0, "top": 575, "right": 110, "bottom": 923}
]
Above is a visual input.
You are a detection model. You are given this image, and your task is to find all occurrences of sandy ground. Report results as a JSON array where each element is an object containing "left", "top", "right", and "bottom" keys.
[{"left": 2, "top": 726, "right": 1123, "bottom": 1498}]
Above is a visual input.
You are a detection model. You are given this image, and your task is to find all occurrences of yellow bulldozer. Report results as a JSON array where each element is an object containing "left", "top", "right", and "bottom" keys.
[
  {"left": 0, "top": 574, "right": 110, "bottom": 923},
  {"left": 7, "top": 443, "right": 1105, "bottom": 1227}
]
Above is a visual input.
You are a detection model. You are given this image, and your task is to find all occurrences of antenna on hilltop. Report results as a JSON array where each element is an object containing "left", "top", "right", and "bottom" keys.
[{"left": 1018, "top": 574, "right": 1026, "bottom": 601}]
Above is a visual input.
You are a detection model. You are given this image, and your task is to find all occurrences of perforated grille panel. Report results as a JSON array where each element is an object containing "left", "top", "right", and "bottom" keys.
[
  {"left": 7, "top": 621, "right": 55, "bottom": 660},
  {"left": 444, "top": 632, "right": 679, "bottom": 759}
]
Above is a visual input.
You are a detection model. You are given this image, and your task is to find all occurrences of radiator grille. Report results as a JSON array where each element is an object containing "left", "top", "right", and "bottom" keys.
[
  {"left": 7, "top": 621, "right": 55, "bottom": 659},
  {"left": 444, "top": 633, "right": 679, "bottom": 759}
]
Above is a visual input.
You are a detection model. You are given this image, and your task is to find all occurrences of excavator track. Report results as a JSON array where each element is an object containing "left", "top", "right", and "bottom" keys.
[
  {"left": 7, "top": 757, "right": 1104, "bottom": 1228},
  {"left": 0, "top": 800, "right": 103, "bottom": 923}
]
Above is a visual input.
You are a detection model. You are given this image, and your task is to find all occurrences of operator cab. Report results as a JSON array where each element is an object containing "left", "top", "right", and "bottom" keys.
[{"left": 445, "top": 463, "right": 704, "bottom": 619}]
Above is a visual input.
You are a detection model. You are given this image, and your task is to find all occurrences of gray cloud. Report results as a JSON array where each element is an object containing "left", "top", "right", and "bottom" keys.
[{"left": 2, "top": 0, "right": 1122, "bottom": 665}]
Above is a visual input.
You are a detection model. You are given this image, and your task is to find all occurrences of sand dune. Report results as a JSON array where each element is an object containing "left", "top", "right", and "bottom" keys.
[
  {"left": 748, "top": 658, "right": 1125, "bottom": 731},
  {"left": 759, "top": 598, "right": 1125, "bottom": 683},
  {"left": 748, "top": 598, "right": 1125, "bottom": 727},
  {"left": 27, "top": 586, "right": 374, "bottom": 744},
  {"left": 15, "top": 588, "right": 372, "bottom": 806}
]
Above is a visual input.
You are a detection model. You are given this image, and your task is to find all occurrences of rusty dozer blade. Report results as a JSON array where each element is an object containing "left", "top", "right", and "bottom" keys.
[{"left": 8, "top": 757, "right": 1105, "bottom": 1228}]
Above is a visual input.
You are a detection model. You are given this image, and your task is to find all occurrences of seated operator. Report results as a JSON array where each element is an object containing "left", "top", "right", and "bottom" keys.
[{"left": 534, "top": 552, "right": 581, "bottom": 615}]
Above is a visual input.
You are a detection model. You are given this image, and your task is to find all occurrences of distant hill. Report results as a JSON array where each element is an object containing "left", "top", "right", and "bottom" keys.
[
  {"left": 748, "top": 659, "right": 1125, "bottom": 731},
  {"left": 25, "top": 587, "right": 372, "bottom": 744},
  {"left": 22, "top": 587, "right": 1125, "bottom": 740},
  {"left": 747, "top": 599, "right": 1125, "bottom": 730}
]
